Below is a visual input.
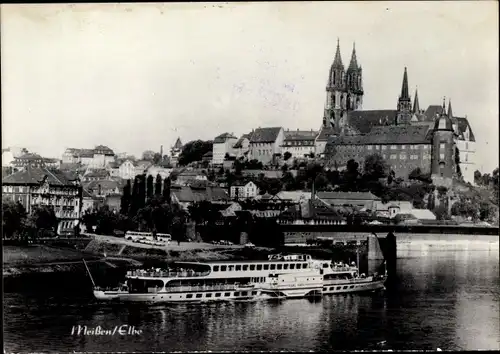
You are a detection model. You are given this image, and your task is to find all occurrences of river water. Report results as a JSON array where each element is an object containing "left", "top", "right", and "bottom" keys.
[{"left": 4, "top": 247, "right": 499, "bottom": 352}]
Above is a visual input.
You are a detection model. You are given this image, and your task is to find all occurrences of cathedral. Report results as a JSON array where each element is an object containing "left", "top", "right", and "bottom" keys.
[{"left": 320, "top": 40, "right": 476, "bottom": 185}]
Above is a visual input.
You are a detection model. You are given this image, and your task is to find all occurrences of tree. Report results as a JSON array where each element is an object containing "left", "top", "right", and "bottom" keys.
[
  {"left": 129, "top": 176, "right": 141, "bottom": 217},
  {"left": 363, "top": 154, "right": 389, "bottom": 181},
  {"left": 137, "top": 174, "right": 147, "bottom": 210},
  {"left": 2, "top": 199, "right": 27, "bottom": 239},
  {"left": 454, "top": 147, "right": 462, "bottom": 178},
  {"left": 29, "top": 205, "right": 58, "bottom": 236},
  {"left": 178, "top": 140, "right": 213, "bottom": 166},
  {"left": 163, "top": 177, "right": 171, "bottom": 205},
  {"left": 474, "top": 170, "right": 482, "bottom": 185},
  {"left": 152, "top": 153, "right": 162, "bottom": 165},
  {"left": 433, "top": 205, "right": 449, "bottom": 221},
  {"left": 142, "top": 150, "right": 156, "bottom": 161},
  {"left": 155, "top": 174, "right": 162, "bottom": 195},
  {"left": 283, "top": 151, "right": 292, "bottom": 161},
  {"left": 120, "top": 179, "right": 132, "bottom": 215},
  {"left": 146, "top": 175, "right": 154, "bottom": 198}
]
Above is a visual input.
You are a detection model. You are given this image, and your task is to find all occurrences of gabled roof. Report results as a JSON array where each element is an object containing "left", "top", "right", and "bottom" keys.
[
  {"left": 328, "top": 125, "right": 432, "bottom": 145},
  {"left": 2, "top": 165, "right": 76, "bottom": 186},
  {"left": 347, "top": 110, "right": 397, "bottom": 134},
  {"left": 317, "top": 191, "right": 381, "bottom": 201},
  {"left": 214, "top": 133, "right": 237, "bottom": 144},
  {"left": 456, "top": 117, "right": 475, "bottom": 142},
  {"left": 171, "top": 185, "right": 229, "bottom": 203},
  {"left": 316, "top": 128, "right": 337, "bottom": 142},
  {"left": 84, "top": 179, "right": 120, "bottom": 192},
  {"left": 94, "top": 145, "right": 115, "bottom": 155},
  {"left": 423, "top": 105, "right": 444, "bottom": 121},
  {"left": 233, "top": 133, "right": 251, "bottom": 148},
  {"left": 284, "top": 130, "right": 318, "bottom": 141},
  {"left": 173, "top": 137, "right": 183, "bottom": 149},
  {"left": 83, "top": 169, "right": 109, "bottom": 178},
  {"left": 250, "top": 127, "right": 282, "bottom": 143}
]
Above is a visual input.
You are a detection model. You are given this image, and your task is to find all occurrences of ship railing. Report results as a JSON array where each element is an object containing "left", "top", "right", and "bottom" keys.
[
  {"left": 165, "top": 284, "right": 250, "bottom": 292},
  {"left": 331, "top": 266, "right": 356, "bottom": 272},
  {"left": 126, "top": 270, "right": 210, "bottom": 278}
]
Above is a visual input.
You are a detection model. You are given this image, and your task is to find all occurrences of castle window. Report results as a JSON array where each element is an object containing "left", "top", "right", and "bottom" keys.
[
  {"left": 400, "top": 154, "right": 407, "bottom": 160},
  {"left": 440, "top": 153, "right": 445, "bottom": 160},
  {"left": 381, "top": 146, "right": 387, "bottom": 150},
  {"left": 367, "top": 145, "right": 373, "bottom": 150},
  {"left": 401, "top": 145, "right": 406, "bottom": 150},
  {"left": 440, "top": 143, "right": 445, "bottom": 150},
  {"left": 390, "top": 154, "right": 397, "bottom": 160},
  {"left": 465, "top": 154, "right": 468, "bottom": 162},
  {"left": 390, "top": 145, "right": 397, "bottom": 150}
]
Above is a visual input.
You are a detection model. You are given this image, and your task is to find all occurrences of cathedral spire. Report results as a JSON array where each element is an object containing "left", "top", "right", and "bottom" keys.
[
  {"left": 447, "top": 99, "right": 453, "bottom": 119},
  {"left": 413, "top": 87, "right": 420, "bottom": 113},
  {"left": 347, "top": 42, "right": 358, "bottom": 71},
  {"left": 400, "top": 67, "right": 410, "bottom": 100},
  {"left": 332, "top": 38, "right": 344, "bottom": 68}
]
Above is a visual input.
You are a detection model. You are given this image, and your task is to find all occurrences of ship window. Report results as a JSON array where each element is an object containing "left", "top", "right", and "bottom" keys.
[
  {"left": 225, "top": 292, "right": 230, "bottom": 297},
  {"left": 241, "top": 291, "right": 248, "bottom": 296},
  {"left": 243, "top": 265, "right": 248, "bottom": 271},
  {"left": 213, "top": 266, "right": 219, "bottom": 271},
  {"left": 256, "top": 265, "right": 262, "bottom": 270},
  {"left": 284, "top": 264, "right": 289, "bottom": 270},
  {"left": 296, "top": 263, "right": 301, "bottom": 269},
  {"left": 252, "top": 291, "right": 257, "bottom": 295},
  {"left": 264, "top": 265, "right": 269, "bottom": 270},
  {"left": 337, "top": 287, "right": 341, "bottom": 290},
  {"left": 206, "top": 293, "right": 212, "bottom": 298},
  {"left": 250, "top": 265, "right": 255, "bottom": 271},
  {"left": 350, "top": 286, "right": 354, "bottom": 289},
  {"left": 323, "top": 263, "right": 329, "bottom": 268},
  {"left": 228, "top": 265, "right": 235, "bottom": 271},
  {"left": 329, "top": 287, "right": 334, "bottom": 291},
  {"left": 270, "top": 264, "right": 276, "bottom": 270},
  {"left": 343, "top": 286, "right": 348, "bottom": 289},
  {"left": 290, "top": 264, "right": 295, "bottom": 269},
  {"left": 302, "top": 264, "right": 308, "bottom": 269},
  {"left": 234, "top": 292, "right": 240, "bottom": 296},
  {"left": 196, "top": 294, "right": 202, "bottom": 298},
  {"left": 220, "top": 266, "right": 227, "bottom": 271},
  {"left": 215, "top": 293, "right": 221, "bottom": 297},
  {"left": 186, "top": 294, "right": 193, "bottom": 299},
  {"left": 235, "top": 265, "right": 241, "bottom": 271},
  {"left": 277, "top": 264, "right": 283, "bottom": 270}
]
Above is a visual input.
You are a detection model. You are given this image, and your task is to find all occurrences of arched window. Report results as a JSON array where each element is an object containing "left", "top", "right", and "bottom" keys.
[{"left": 333, "top": 71, "right": 336, "bottom": 85}]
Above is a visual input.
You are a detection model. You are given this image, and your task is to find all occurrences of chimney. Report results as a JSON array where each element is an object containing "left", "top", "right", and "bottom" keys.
[{"left": 160, "top": 145, "right": 163, "bottom": 157}]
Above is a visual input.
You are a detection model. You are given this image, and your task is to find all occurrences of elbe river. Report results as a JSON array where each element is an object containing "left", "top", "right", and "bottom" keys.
[{"left": 4, "top": 246, "right": 499, "bottom": 352}]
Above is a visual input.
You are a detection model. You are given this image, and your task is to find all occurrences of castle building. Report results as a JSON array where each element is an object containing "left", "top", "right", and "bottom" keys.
[
  {"left": 212, "top": 133, "right": 238, "bottom": 165},
  {"left": 322, "top": 42, "right": 476, "bottom": 184}
]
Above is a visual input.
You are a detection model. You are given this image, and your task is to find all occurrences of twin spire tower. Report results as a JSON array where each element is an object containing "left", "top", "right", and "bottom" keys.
[{"left": 322, "top": 39, "right": 364, "bottom": 132}]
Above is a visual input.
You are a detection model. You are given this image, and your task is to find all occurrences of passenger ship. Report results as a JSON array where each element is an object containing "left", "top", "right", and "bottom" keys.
[{"left": 86, "top": 254, "right": 384, "bottom": 303}]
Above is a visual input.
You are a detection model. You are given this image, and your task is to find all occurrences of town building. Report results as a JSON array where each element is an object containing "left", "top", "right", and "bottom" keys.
[
  {"left": 316, "top": 191, "right": 381, "bottom": 211},
  {"left": 11, "top": 153, "right": 58, "bottom": 170},
  {"left": 170, "top": 185, "right": 230, "bottom": 209},
  {"left": 2, "top": 147, "right": 29, "bottom": 167},
  {"left": 81, "top": 169, "right": 110, "bottom": 182},
  {"left": 2, "top": 165, "right": 83, "bottom": 235},
  {"left": 248, "top": 127, "right": 284, "bottom": 165},
  {"left": 233, "top": 133, "right": 251, "bottom": 159},
  {"left": 229, "top": 181, "right": 259, "bottom": 200},
  {"left": 281, "top": 129, "right": 318, "bottom": 162},
  {"left": 61, "top": 145, "right": 115, "bottom": 168},
  {"left": 176, "top": 169, "right": 208, "bottom": 186},
  {"left": 170, "top": 138, "right": 183, "bottom": 167},
  {"left": 212, "top": 133, "right": 238, "bottom": 165},
  {"left": 320, "top": 44, "right": 475, "bottom": 183}
]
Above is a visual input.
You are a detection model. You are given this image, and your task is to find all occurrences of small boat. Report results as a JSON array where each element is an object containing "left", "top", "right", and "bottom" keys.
[{"left": 260, "top": 272, "right": 324, "bottom": 299}]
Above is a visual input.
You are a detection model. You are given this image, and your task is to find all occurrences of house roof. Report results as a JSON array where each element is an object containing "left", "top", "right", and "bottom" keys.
[
  {"left": 84, "top": 169, "right": 109, "bottom": 178},
  {"left": 284, "top": 130, "right": 318, "bottom": 141},
  {"left": 84, "top": 179, "right": 120, "bottom": 192},
  {"left": 203, "top": 151, "right": 213, "bottom": 157},
  {"left": 107, "top": 161, "right": 120, "bottom": 169},
  {"left": 456, "top": 117, "right": 475, "bottom": 142},
  {"left": 249, "top": 127, "right": 282, "bottom": 143},
  {"left": 327, "top": 125, "right": 432, "bottom": 145},
  {"left": 74, "top": 149, "right": 95, "bottom": 158},
  {"left": 2, "top": 165, "right": 76, "bottom": 186},
  {"left": 94, "top": 145, "right": 115, "bottom": 155},
  {"left": 173, "top": 137, "right": 183, "bottom": 149},
  {"left": 347, "top": 110, "right": 397, "bottom": 134},
  {"left": 59, "top": 162, "right": 84, "bottom": 171},
  {"left": 233, "top": 133, "right": 251, "bottom": 148},
  {"left": 242, "top": 170, "right": 283, "bottom": 179},
  {"left": 407, "top": 208, "right": 436, "bottom": 220},
  {"left": 423, "top": 105, "right": 444, "bottom": 121},
  {"left": 172, "top": 186, "right": 229, "bottom": 203},
  {"left": 15, "top": 153, "right": 43, "bottom": 160},
  {"left": 316, "top": 128, "right": 336, "bottom": 141},
  {"left": 317, "top": 191, "right": 381, "bottom": 201},
  {"left": 214, "top": 133, "right": 237, "bottom": 144},
  {"left": 275, "top": 191, "right": 311, "bottom": 202}
]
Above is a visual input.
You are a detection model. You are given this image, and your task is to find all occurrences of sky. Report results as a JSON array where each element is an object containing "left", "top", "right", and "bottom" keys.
[{"left": 1, "top": 2, "right": 498, "bottom": 173}]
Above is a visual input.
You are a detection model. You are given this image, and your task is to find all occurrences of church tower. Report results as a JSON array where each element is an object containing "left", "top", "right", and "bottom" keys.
[
  {"left": 396, "top": 67, "right": 412, "bottom": 125},
  {"left": 323, "top": 40, "right": 363, "bottom": 133},
  {"left": 431, "top": 98, "right": 455, "bottom": 180}
]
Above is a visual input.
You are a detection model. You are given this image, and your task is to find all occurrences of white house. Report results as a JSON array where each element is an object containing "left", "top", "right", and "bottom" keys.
[
  {"left": 117, "top": 160, "right": 145, "bottom": 180},
  {"left": 62, "top": 146, "right": 115, "bottom": 168},
  {"left": 282, "top": 129, "right": 318, "bottom": 161},
  {"left": 212, "top": 133, "right": 238, "bottom": 165},
  {"left": 146, "top": 165, "right": 172, "bottom": 179},
  {"left": 229, "top": 181, "right": 259, "bottom": 200},
  {"left": 2, "top": 147, "right": 29, "bottom": 167},
  {"left": 454, "top": 118, "right": 476, "bottom": 185},
  {"left": 249, "top": 127, "right": 284, "bottom": 165}
]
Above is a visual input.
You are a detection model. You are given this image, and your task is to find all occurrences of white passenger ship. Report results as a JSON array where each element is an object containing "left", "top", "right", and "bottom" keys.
[{"left": 86, "top": 254, "right": 384, "bottom": 303}]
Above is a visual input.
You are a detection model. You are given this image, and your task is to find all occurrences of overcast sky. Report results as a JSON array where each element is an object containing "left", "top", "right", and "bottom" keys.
[{"left": 1, "top": 2, "right": 498, "bottom": 172}]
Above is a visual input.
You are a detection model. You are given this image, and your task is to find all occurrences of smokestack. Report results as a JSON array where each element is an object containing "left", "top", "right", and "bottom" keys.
[{"left": 160, "top": 145, "right": 163, "bottom": 157}]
